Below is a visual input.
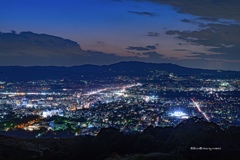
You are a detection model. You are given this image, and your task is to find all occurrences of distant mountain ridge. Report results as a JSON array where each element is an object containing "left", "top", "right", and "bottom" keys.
[{"left": 0, "top": 61, "right": 240, "bottom": 81}]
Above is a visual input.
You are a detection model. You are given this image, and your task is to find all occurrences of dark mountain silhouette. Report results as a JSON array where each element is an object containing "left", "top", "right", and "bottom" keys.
[
  {"left": 0, "top": 117, "right": 239, "bottom": 160},
  {"left": 0, "top": 61, "right": 240, "bottom": 81}
]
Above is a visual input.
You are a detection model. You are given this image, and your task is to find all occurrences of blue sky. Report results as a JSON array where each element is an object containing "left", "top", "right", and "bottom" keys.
[{"left": 1, "top": 0, "right": 240, "bottom": 70}]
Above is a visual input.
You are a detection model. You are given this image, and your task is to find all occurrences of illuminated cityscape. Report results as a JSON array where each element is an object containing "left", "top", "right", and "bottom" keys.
[
  {"left": 1, "top": 0, "right": 240, "bottom": 158},
  {"left": 0, "top": 69, "right": 239, "bottom": 138}
]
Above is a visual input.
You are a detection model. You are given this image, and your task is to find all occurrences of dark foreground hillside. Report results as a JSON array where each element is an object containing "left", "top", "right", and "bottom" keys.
[{"left": 0, "top": 117, "right": 239, "bottom": 160}]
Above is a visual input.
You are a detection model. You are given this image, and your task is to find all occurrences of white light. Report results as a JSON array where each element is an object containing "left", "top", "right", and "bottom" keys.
[{"left": 170, "top": 111, "right": 187, "bottom": 117}]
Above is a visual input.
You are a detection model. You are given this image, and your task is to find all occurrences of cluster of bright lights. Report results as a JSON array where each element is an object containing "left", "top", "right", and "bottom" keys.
[
  {"left": 143, "top": 95, "right": 158, "bottom": 102},
  {"left": 170, "top": 111, "right": 186, "bottom": 117},
  {"left": 42, "top": 109, "right": 63, "bottom": 118},
  {"left": 84, "top": 83, "right": 141, "bottom": 96},
  {"left": 0, "top": 92, "right": 56, "bottom": 96},
  {"left": 84, "top": 88, "right": 108, "bottom": 96},
  {"left": 169, "top": 111, "right": 189, "bottom": 119}
]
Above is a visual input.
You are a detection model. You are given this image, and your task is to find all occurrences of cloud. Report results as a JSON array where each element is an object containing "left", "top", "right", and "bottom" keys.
[
  {"left": 166, "top": 23, "right": 240, "bottom": 47},
  {"left": 0, "top": 31, "right": 85, "bottom": 57},
  {"left": 180, "top": 18, "right": 208, "bottom": 29},
  {"left": 181, "top": 19, "right": 191, "bottom": 23},
  {"left": 0, "top": 31, "right": 164, "bottom": 66},
  {"left": 194, "top": 46, "right": 240, "bottom": 61},
  {"left": 180, "top": 17, "right": 221, "bottom": 28},
  {"left": 196, "top": 17, "right": 219, "bottom": 22},
  {"left": 126, "top": 45, "right": 157, "bottom": 51},
  {"left": 1, "top": 31, "right": 239, "bottom": 70},
  {"left": 165, "top": 23, "right": 240, "bottom": 62},
  {"left": 173, "top": 49, "right": 190, "bottom": 52},
  {"left": 147, "top": 32, "right": 160, "bottom": 37},
  {"left": 97, "top": 41, "right": 105, "bottom": 45},
  {"left": 143, "top": 0, "right": 240, "bottom": 21},
  {"left": 128, "top": 11, "right": 157, "bottom": 17}
]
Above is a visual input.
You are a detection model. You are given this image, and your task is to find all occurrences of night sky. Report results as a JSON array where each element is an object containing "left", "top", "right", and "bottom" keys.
[{"left": 1, "top": 0, "right": 240, "bottom": 70}]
